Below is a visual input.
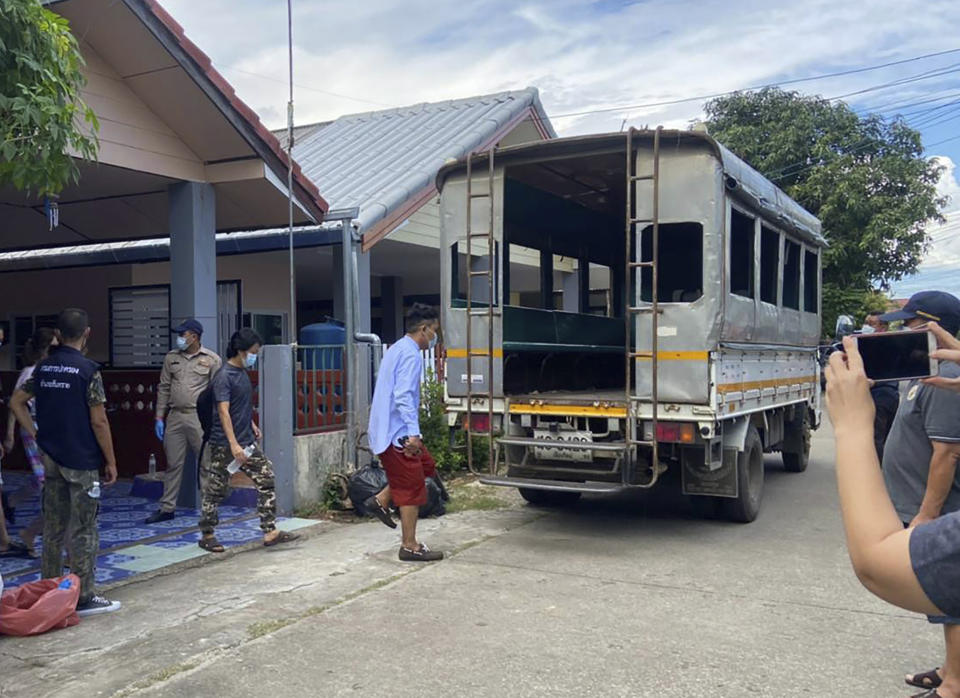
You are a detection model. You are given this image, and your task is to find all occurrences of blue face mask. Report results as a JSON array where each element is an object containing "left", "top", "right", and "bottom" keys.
[
  {"left": 428, "top": 332, "right": 438, "bottom": 350},
  {"left": 176, "top": 336, "right": 188, "bottom": 350},
  {"left": 244, "top": 352, "right": 258, "bottom": 369}
]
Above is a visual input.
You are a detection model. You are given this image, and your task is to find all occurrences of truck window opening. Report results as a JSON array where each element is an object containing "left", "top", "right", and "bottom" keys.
[{"left": 640, "top": 222, "right": 703, "bottom": 303}]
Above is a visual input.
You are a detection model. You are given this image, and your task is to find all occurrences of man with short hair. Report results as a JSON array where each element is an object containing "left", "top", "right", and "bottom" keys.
[
  {"left": 366, "top": 303, "right": 443, "bottom": 562},
  {"left": 877, "top": 291, "right": 960, "bottom": 694},
  {"left": 146, "top": 319, "right": 221, "bottom": 524},
  {"left": 10, "top": 308, "right": 121, "bottom": 616}
]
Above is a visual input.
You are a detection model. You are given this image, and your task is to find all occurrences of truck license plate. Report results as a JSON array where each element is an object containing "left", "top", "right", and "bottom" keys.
[{"left": 532, "top": 429, "right": 593, "bottom": 463}]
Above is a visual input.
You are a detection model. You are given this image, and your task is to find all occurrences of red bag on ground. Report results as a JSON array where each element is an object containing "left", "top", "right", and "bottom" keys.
[{"left": 0, "top": 574, "right": 81, "bottom": 636}]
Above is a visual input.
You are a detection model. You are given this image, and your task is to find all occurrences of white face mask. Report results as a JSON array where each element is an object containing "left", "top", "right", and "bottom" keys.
[
  {"left": 244, "top": 352, "right": 258, "bottom": 369},
  {"left": 859, "top": 325, "right": 875, "bottom": 334},
  {"left": 428, "top": 332, "right": 438, "bottom": 350},
  {"left": 176, "top": 336, "right": 188, "bottom": 350}
]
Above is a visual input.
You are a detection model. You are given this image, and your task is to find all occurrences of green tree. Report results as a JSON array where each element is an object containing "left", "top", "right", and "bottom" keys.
[
  {"left": 704, "top": 88, "right": 944, "bottom": 335},
  {"left": 1, "top": 0, "right": 98, "bottom": 196}
]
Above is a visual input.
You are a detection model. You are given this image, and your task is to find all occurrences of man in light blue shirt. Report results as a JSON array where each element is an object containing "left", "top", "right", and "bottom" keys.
[{"left": 366, "top": 303, "right": 443, "bottom": 562}]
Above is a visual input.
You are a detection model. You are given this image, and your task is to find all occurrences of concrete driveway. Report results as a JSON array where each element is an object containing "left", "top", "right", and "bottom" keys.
[{"left": 0, "top": 421, "right": 938, "bottom": 697}]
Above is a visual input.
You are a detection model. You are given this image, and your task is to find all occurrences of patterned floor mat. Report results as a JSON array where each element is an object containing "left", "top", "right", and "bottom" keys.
[{"left": 1, "top": 471, "right": 318, "bottom": 590}]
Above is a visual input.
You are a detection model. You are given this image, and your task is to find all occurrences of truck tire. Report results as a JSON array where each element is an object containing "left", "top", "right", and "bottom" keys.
[
  {"left": 782, "top": 408, "right": 811, "bottom": 473},
  {"left": 722, "top": 426, "right": 764, "bottom": 523},
  {"left": 519, "top": 488, "right": 582, "bottom": 507}
]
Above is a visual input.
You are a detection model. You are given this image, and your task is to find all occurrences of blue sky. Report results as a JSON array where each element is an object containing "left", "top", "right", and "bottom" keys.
[{"left": 159, "top": 0, "right": 960, "bottom": 297}]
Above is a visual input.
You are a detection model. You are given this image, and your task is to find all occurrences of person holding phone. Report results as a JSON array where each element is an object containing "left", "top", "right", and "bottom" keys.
[{"left": 871, "top": 291, "right": 960, "bottom": 694}]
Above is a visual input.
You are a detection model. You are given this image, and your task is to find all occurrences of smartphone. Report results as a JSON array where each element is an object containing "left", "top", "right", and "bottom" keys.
[{"left": 854, "top": 330, "right": 938, "bottom": 382}]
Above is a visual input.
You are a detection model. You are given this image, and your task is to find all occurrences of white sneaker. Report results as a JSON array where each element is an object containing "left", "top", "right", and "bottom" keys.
[{"left": 76, "top": 595, "right": 121, "bottom": 617}]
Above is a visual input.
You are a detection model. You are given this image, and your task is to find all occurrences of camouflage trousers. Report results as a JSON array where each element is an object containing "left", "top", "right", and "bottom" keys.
[
  {"left": 200, "top": 445, "right": 276, "bottom": 535},
  {"left": 41, "top": 455, "right": 100, "bottom": 603}
]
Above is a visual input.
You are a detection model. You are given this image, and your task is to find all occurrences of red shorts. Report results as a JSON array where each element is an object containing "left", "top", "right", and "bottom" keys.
[{"left": 378, "top": 444, "right": 438, "bottom": 507}]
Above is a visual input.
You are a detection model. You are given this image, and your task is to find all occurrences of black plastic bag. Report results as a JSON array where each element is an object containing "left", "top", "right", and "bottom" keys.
[
  {"left": 347, "top": 463, "right": 389, "bottom": 516},
  {"left": 419, "top": 476, "right": 446, "bottom": 518}
]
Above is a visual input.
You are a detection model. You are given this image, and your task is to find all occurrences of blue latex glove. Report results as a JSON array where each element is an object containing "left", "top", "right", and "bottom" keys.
[{"left": 155, "top": 419, "right": 165, "bottom": 442}]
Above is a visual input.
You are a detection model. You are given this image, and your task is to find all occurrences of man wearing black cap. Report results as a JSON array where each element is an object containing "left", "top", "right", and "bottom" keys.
[
  {"left": 145, "top": 319, "right": 221, "bottom": 523},
  {"left": 878, "top": 291, "right": 960, "bottom": 693}
]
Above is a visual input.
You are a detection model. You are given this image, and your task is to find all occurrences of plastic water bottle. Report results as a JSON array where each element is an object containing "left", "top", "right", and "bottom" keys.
[
  {"left": 148, "top": 453, "right": 157, "bottom": 475},
  {"left": 226, "top": 445, "right": 256, "bottom": 475}
]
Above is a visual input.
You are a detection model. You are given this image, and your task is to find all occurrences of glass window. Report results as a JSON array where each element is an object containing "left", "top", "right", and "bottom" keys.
[
  {"left": 730, "top": 208, "right": 755, "bottom": 299},
  {"left": 640, "top": 222, "right": 703, "bottom": 303},
  {"left": 782, "top": 239, "right": 801, "bottom": 310},
  {"left": 804, "top": 249, "right": 819, "bottom": 314},
  {"left": 760, "top": 225, "right": 780, "bottom": 305}
]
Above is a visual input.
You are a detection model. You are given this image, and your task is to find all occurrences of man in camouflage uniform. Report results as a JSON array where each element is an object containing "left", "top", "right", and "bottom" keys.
[
  {"left": 146, "top": 319, "right": 221, "bottom": 523},
  {"left": 10, "top": 308, "right": 121, "bottom": 616}
]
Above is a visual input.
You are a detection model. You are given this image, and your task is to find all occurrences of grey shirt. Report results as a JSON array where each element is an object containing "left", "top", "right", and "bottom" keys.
[
  {"left": 883, "top": 362, "right": 960, "bottom": 522},
  {"left": 911, "top": 513, "right": 960, "bottom": 617},
  {"left": 209, "top": 364, "right": 255, "bottom": 448}
]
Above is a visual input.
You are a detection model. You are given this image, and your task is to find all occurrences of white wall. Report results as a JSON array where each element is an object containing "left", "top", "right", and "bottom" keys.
[{"left": 131, "top": 251, "right": 292, "bottom": 315}]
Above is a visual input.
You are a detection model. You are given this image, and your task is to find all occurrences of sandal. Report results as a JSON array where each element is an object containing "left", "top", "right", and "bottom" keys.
[
  {"left": 910, "top": 690, "right": 944, "bottom": 698},
  {"left": 264, "top": 530, "right": 300, "bottom": 547},
  {"left": 907, "top": 669, "right": 943, "bottom": 690},
  {"left": 198, "top": 536, "right": 225, "bottom": 553}
]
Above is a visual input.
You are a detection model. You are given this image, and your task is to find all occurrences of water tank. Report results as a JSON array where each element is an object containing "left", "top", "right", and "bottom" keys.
[{"left": 299, "top": 318, "right": 346, "bottom": 369}]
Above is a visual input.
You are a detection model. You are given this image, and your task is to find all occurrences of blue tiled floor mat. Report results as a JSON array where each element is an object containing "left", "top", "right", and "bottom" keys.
[{"left": 1, "top": 472, "right": 317, "bottom": 590}]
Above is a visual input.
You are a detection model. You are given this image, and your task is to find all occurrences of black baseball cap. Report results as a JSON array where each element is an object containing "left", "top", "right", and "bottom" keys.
[
  {"left": 880, "top": 291, "right": 960, "bottom": 335},
  {"left": 172, "top": 318, "right": 204, "bottom": 336}
]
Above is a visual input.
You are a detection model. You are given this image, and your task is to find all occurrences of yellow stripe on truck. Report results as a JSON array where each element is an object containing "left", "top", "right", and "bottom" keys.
[
  {"left": 508, "top": 403, "right": 628, "bottom": 418},
  {"left": 446, "top": 348, "right": 504, "bottom": 358},
  {"left": 716, "top": 375, "right": 817, "bottom": 394}
]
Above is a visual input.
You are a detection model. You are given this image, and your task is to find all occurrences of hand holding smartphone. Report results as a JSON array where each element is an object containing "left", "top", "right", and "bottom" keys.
[{"left": 853, "top": 329, "right": 938, "bottom": 382}]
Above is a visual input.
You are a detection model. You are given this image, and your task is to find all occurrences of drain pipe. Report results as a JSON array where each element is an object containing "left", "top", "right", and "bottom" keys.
[{"left": 350, "top": 223, "right": 382, "bottom": 467}]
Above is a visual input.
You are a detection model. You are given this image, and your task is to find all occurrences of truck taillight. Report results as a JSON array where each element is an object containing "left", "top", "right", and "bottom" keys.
[
  {"left": 656, "top": 422, "right": 696, "bottom": 444},
  {"left": 467, "top": 414, "right": 491, "bottom": 432}
]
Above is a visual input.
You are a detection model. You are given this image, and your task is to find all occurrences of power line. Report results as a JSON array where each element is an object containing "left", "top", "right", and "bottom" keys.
[
  {"left": 221, "top": 65, "right": 393, "bottom": 108},
  {"left": 545, "top": 47, "right": 960, "bottom": 120}
]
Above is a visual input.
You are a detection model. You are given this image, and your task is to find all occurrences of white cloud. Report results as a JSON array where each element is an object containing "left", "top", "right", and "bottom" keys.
[
  {"left": 933, "top": 156, "right": 960, "bottom": 214},
  {"left": 157, "top": 0, "right": 960, "bottom": 136}
]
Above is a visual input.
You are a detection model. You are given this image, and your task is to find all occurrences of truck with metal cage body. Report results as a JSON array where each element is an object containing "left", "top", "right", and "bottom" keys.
[{"left": 437, "top": 128, "right": 825, "bottom": 522}]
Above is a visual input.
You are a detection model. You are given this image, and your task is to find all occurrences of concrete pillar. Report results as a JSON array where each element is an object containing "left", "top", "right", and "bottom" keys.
[
  {"left": 578, "top": 258, "right": 590, "bottom": 313},
  {"left": 168, "top": 181, "right": 216, "bottom": 509},
  {"left": 261, "top": 344, "right": 295, "bottom": 515},
  {"left": 539, "top": 249, "right": 553, "bottom": 309},
  {"left": 380, "top": 275, "right": 404, "bottom": 343},
  {"left": 561, "top": 271, "right": 579, "bottom": 313}
]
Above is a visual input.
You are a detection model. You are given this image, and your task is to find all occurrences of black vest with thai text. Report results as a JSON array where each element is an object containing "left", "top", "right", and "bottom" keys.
[{"left": 35, "top": 346, "right": 102, "bottom": 471}]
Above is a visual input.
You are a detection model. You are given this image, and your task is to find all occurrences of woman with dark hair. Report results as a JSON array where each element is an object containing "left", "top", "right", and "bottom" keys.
[
  {"left": 1, "top": 327, "right": 59, "bottom": 557},
  {"left": 198, "top": 328, "right": 299, "bottom": 552}
]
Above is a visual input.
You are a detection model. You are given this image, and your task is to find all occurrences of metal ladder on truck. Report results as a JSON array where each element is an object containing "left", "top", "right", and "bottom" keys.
[
  {"left": 622, "top": 126, "right": 664, "bottom": 486},
  {"left": 463, "top": 149, "right": 498, "bottom": 475}
]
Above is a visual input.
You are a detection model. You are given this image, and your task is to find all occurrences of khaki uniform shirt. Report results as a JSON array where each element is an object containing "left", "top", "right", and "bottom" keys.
[{"left": 155, "top": 346, "right": 221, "bottom": 418}]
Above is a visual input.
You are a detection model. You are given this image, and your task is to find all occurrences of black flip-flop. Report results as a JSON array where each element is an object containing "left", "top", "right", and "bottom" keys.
[
  {"left": 910, "top": 690, "right": 945, "bottom": 698},
  {"left": 0, "top": 541, "right": 29, "bottom": 557},
  {"left": 264, "top": 530, "right": 300, "bottom": 547},
  {"left": 198, "top": 536, "right": 225, "bottom": 553},
  {"left": 907, "top": 669, "right": 942, "bottom": 690}
]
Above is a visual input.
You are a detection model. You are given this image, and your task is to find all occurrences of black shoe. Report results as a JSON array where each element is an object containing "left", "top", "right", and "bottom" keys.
[
  {"left": 398, "top": 544, "right": 444, "bottom": 562},
  {"left": 144, "top": 510, "right": 175, "bottom": 524},
  {"left": 363, "top": 496, "right": 397, "bottom": 529},
  {"left": 76, "top": 595, "right": 121, "bottom": 617}
]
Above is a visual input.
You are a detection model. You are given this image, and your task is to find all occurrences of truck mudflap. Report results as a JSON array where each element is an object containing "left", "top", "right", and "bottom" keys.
[{"left": 681, "top": 448, "right": 739, "bottom": 498}]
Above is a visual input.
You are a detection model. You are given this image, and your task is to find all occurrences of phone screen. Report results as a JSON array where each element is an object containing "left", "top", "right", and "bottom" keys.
[{"left": 855, "top": 331, "right": 934, "bottom": 382}]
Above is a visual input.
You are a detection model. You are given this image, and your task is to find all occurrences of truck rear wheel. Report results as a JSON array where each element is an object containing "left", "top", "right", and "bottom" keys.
[
  {"left": 782, "top": 408, "right": 811, "bottom": 473},
  {"left": 519, "top": 488, "right": 582, "bottom": 507},
  {"left": 722, "top": 426, "right": 764, "bottom": 523}
]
